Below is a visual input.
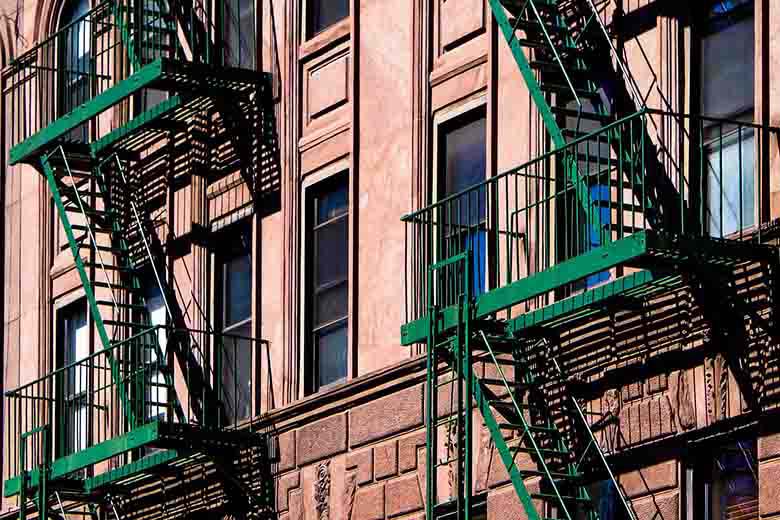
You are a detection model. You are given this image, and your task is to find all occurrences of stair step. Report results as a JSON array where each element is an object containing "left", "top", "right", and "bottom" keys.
[
  {"left": 508, "top": 17, "right": 568, "bottom": 35},
  {"left": 480, "top": 377, "right": 530, "bottom": 387},
  {"left": 500, "top": 423, "right": 558, "bottom": 434},
  {"left": 71, "top": 224, "right": 110, "bottom": 233},
  {"left": 83, "top": 263, "right": 134, "bottom": 273},
  {"left": 542, "top": 84, "right": 602, "bottom": 103},
  {"left": 529, "top": 58, "right": 587, "bottom": 72},
  {"left": 103, "top": 319, "right": 153, "bottom": 329},
  {"left": 489, "top": 400, "right": 536, "bottom": 411},
  {"left": 516, "top": 38, "right": 577, "bottom": 52},
  {"left": 93, "top": 281, "right": 142, "bottom": 293},
  {"left": 95, "top": 300, "right": 147, "bottom": 310},
  {"left": 499, "top": 0, "right": 557, "bottom": 16},
  {"left": 531, "top": 492, "right": 591, "bottom": 503},
  {"left": 78, "top": 244, "right": 125, "bottom": 254},
  {"left": 514, "top": 445, "right": 569, "bottom": 456},
  {"left": 551, "top": 106, "right": 613, "bottom": 123},
  {"left": 523, "top": 469, "right": 582, "bottom": 480}
]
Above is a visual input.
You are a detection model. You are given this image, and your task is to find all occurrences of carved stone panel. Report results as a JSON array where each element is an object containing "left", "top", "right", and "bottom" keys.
[{"left": 314, "top": 461, "right": 331, "bottom": 520}]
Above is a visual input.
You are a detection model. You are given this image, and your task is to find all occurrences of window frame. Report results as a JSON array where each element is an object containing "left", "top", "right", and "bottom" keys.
[
  {"left": 433, "top": 102, "right": 493, "bottom": 301},
  {"left": 55, "top": 297, "right": 90, "bottom": 459},
  {"left": 223, "top": 0, "right": 258, "bottom": 69},
  {"left": 303, "top": 0, "right": 350, "bottom": 41},
  {"left": 303, "top": 169, "right": 351, "bottom": 396},
  {"left": 213, "top": 221, "right": 255, "bottom": 424},
  {"left": 695, "top": 0, "right": 757, "bottom": 238},
  {"left": 57, "top": 0, "right": 93, "bottom": 143}
]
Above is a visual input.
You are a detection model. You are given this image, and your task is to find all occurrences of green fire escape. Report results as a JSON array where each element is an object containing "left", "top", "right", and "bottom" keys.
[
  {"left": 3, "top": 2, "right": 273, "bottom": 519},
  {"left": 403, "top": 1, "right": 779, "bottom": 519}
]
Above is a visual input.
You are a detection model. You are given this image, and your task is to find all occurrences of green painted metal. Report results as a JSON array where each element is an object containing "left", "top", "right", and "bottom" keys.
[
  {"left": 402, "top": 231, "right": 649, "bottom": 345},
  {"left": 111, "top": 0, "right": 142, "bottom": 71},
  {"left": 84, "top": 449, "right": 179, "bottom": 491},
  {"left": 478, "top": 332, "right": 571, "bottom": 519},
  {"left": 94, "top": 154, "right": 186, "bottom": 424},
  {"left": 487, "top": 0, "right": 601, "bottom": 241},
  {"left": 41, "top": 148, "right": 136, "bottom": 427},
  {"left": 90, "top": 95, "right": 185, "bottom": 156},
  {"left": 10, "top": 59, "right": 164, "bottom": 165},
  {"left": 472, "top": 373, "right": 541, "bottom": 519},
  {"left": 425, "top": 252, "right": 475, "bottom": 519},
  {"left": 5, "top": 422, "right": 161, "bottom": 497},
  {"left": 507, "top": 270, "right": 656, "bottom": 333}
]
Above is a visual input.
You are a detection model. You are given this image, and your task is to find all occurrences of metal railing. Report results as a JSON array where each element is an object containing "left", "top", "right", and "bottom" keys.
[
  {"left": 404, "top": 109, "right": 779, "bottom": 324},
  {"left": 2, "top": 0, "right": 257, "bottom": 151},
  {"left": 5, "top": 326, "right": 267, "bottom": 480}
]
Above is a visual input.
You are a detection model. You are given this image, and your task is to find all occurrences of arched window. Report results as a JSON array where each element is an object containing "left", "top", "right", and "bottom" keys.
[{"left": 59, "top": 0, "right": 91, "bottom": 141}]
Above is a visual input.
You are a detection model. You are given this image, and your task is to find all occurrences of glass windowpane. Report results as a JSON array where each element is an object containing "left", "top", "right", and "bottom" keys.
[
  {"left": 315, "top": 217, "right": 348, "bottom": 287},
  {"left": 707, "top": 130, "right": 755, "bottom": 237},
  {"left": 308, "top": 0, "right": 349, "bottom": 37},
  {"left": 226, "top": 251, "right": 252, "bottom": 326},
  {"left": 316, "top": 323, "right": 348, "bottom": 388},
  {"left": 314, "top": 281, "right": 348, "bottom": 326}
]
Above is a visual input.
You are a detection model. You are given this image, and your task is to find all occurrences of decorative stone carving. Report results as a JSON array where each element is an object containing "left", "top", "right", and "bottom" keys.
[
  {"left": 344, "top": 472, "right": 357, "bottom": 520},
  {"left": 704, "top": 357, "right": 715, "bottom": 423},
  {"left": 444, "top": 421, "right": 458, "bottom": 498},
  {"left": 677, "top": 371, "right": 696, "bottom": 430},
  {"left": 717, "top": 355, "right": 729, "bottom": 420},
  {"left": 604, "top": 389, "right": 621, "bottom": 418},
  {"left": 706, "top": 355, "right": 729, "bottom": 423},
  {"left": 314, "top": 461, "right": 331, "bottom": 520},
  {"left": 475, "top": 425, "right": 494, "bottom": 491}
]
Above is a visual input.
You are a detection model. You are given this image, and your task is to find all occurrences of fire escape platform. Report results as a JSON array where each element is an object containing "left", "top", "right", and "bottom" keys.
[
  {"left": 401, "top": 231, "right": 777, "bottom": 345},
  {"left": 10, "top": 58, "right": 270, "bottom": 166},
  {"left": 3, "top": 420, "right": 261, "bottom": 498}
]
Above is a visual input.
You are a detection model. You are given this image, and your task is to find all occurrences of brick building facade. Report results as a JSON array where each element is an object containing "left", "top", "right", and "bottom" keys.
[{"left": 0, "top": 1, "right": 778, "bottom": 520}]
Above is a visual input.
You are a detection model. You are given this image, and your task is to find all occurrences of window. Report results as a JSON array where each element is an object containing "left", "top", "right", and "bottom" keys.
[
  {"left": 216, "top": 225, "right": 253, "bottom": 424},
  {"left": 576, "top": 480, "right": 630, "bottom": 520},
  {"left": 58, "top": 300, "right": 89, "bottom": 456},
  {"left": 700, "top": 0, "right": 755, "bottom": 237},
  {"left": 306, "top": 0, "right": 349, "bottom": 38},
  {"left": 59, "top": 0, "right": 91, "bottom": 142},
  {"left": 438, "top": 108, "right": 487, "bottom": 297},
  {"left": 693, "top": 440, "right": 758, "bottom": 520},
  {"left": 144, "top": 279, "right": 168, "bottom": 423},
  {"left": 307, "top": 175, "right": 349, "bottom": 393},
  {"left": 225, "top": 0, "right": 256, "bottom": 68}
]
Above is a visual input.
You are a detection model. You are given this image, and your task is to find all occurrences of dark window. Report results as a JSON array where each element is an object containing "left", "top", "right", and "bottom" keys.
[
  {"left": 57, "top": 300, "right": 89, "bottom": 456},
  {"left": 576, "top": 480, "right": 630, "bottom": 520},
  {"left": 216, "top": 225, "right": 253, "bottom": 424},
  {"left": 693, "top": 440, "right": 758, "bottom": 520},
  {"left": 307, "top": 0, "right": 349, "bottom": 38},
  {"left": 439, "top": 108, "right": 487, "bottom": 297},
  {"left": 225, "top": 0, "right": 256, "bottom": 68},
  {"left": 308, "top": 176, "right": 349, "bottom": 393},
  {"left": 700, "top": 0, "right": 755, "bottom": 237},
  {"left": 59, "top": 0, "right": 91, "bottom": 142}
]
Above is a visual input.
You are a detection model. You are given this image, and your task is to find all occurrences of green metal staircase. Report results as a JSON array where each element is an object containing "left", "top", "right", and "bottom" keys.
[
  {"left": 42, "top": 145, "right": 184, "bottom": 429},
  {"left": 489, "top": 0, "right": 687, "bottom": 236},
  {"left": 423, "top": 254, "right": 636, "bottom": 520},
  {"left": 403, "top": 1, "right": 780, "bottom": 519},
  {"left": 4, "top": 1, "right": 274, "bottom": 518}
]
